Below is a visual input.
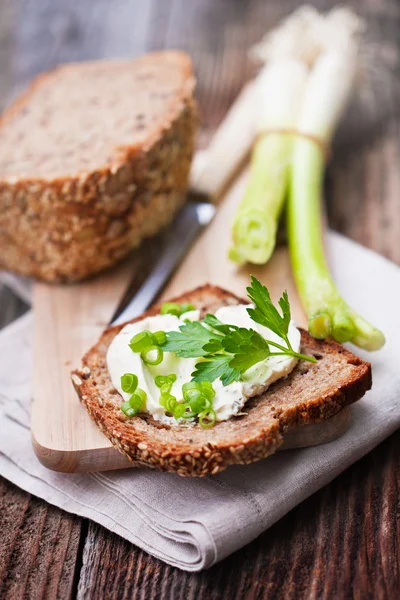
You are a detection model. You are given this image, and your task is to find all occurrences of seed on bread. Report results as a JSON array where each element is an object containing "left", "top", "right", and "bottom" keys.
[{"left": 72, "top": 285, "right": 372, "bottom": 477}]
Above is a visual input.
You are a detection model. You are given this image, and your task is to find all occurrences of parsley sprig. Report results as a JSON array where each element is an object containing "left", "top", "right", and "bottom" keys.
[{"left": 161, "top": 276, "right": 316, "bottom": 385}]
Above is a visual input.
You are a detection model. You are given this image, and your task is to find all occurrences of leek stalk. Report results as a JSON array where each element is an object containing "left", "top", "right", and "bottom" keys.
[
  {"left": 230, "top": 6, "right": 385, "bottom": 351},
  {"left": 287, "top": 11, "right": 385, "bottom": 350},
  {"left": 229, "top": 60, "right": 307, "bottom": 264}
]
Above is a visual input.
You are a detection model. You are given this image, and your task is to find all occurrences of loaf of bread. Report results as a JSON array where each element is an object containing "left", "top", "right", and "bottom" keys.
[
  {"left": 0, "top": 52, "right": 196, "bottom": 281},
  {"left": 72, "top": 285, "right": 372, "bottom": 477}
]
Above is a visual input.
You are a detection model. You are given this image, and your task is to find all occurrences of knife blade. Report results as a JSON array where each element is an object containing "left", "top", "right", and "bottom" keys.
[{"left": 112, "top": 201, "right": 215, "bottom": 324}]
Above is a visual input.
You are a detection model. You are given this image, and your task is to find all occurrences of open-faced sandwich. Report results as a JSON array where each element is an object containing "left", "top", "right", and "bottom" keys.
[{"left": 72, "top": 277, "right": 371, "bottom": 477}]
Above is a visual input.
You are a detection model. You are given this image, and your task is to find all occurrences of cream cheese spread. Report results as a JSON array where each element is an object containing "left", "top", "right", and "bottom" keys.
[{"left": 106, "top": 304, "right": 301, "bottom": 424}]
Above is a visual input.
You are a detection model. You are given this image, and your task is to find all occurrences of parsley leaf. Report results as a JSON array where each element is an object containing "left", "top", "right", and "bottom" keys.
[
  {"left": 163, "top": 321, "right": 222, "bottom": 358},
  {"left": 159, "top": 276, "right": 316, "bottom": 386},
  {"left": 191, "top": 355, "right": 241, "bottom": 386},
  {"left": 203, "top": 314, "right": 239, "bottom": 335},
  {"left": 223, "top": 328, "right": 271, "bottom": 373},
  {"left": 246, "top": 275, "right": 291, "bottom": 340}
]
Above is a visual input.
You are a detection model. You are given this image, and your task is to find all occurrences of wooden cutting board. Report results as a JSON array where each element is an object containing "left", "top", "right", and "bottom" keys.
[
  {"left": 31, "top": 168, "right": 350, "bottom": 472},
  {"left": 31, "top": 82, "right": 350, "bottom": 473}
]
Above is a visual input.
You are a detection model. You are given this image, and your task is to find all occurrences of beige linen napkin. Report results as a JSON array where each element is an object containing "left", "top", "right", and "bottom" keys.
[{"left": 0, "top": 232, "right": 399, "bottom": 571}]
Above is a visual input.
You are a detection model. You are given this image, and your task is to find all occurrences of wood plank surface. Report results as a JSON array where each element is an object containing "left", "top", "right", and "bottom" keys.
[
  {"left": 0, "top": 0, "right": 399, "bottom": 598},
  {"left": 76, "top": 432, "right": 399, "bottom": 600}
]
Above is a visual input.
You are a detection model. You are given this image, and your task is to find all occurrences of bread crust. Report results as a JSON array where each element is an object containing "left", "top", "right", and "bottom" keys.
[
  {"left": 0, "top": 52, "right": 196, "bottom": 281},
  {"left": 72, "top": 285, "right": 372, "bottom": 477}
]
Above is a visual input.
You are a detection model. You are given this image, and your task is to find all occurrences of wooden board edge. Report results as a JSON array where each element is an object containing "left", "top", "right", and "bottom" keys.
[
  {"left": 32, "top": 408, "right": 351, "bottom": 473},
  {"left": 31, "top": 433, "right": 132, "bottom": 473},
  {"left": 281, "top": 407, "right": 351, "bottom": 450}
]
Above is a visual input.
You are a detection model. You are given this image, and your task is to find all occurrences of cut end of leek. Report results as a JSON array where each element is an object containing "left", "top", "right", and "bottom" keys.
[
  {"left": 308, "top": 312, "right": 332, "bottom": 339},
  {"left": 308, "top": 306, "right": 385, "bottom": 351},
  {"left": 230, "top": 213, "right": 277, "bottom": 265}
]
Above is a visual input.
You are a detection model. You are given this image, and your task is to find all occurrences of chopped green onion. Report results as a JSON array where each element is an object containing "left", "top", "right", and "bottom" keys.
[
  {"left": 158, "top": 395, "right": 167, "bottom": 408},
  {"left": 199, "top": 409, "right": 216, "bottom": 428},
  {"left": 181, "top": 405, "right": 196, "bottom": 419},
  {"left": 121, "top": 401, "right": 136, "bottom": 418},
  {"left": 160, "top": 302, "right": 182, "bottom": 316},
  {"left": 188, "top": 396, "right": 206, "bottom": 414},
  {"left": 177, "top": 381, "right": 216, "bottom": 425},
  {"left": 199, "top": 381, "right": 215, "bottom": 400},
  {"left": 173, "top": 404, "right": 186, "bottom": 419},
  {"left": 129, "top": 393, "right": 144, "bottom": 412},
  {"left": 165, "top": 395, "right": 178, "bottom": 413},
  {"left": 182, "top": 381, "right": 202, "bottom": 397},
  {"left": 160, "top": 302, "right": 195, "bottom": 317},
  {"left": 141, "top": 346, "right": 163, "bottom": 366},
  {"left": 179, "top": 303, "right": 195, "bottom": 314},
  {"left": 154, "top": 376, "right": 164, "bottom": 388},
  {"left": 159, "top": 391, "right": 177, "bottom": 412},
  {"left": 155, "top": 374, "right": 177, "bottom": 388},
  {"left": 121, "top": 388, "right": 146, "bottom": 417},
  {"left": 152, "top": 330, "right": 167, "bottom": 346},
  {"left": 129, "top": 331, "right": 153, "bottom": 353},
  {"left": 120, "top": 373, "right": 138, "bottom": 394},
  {"left": 183, "top": 388, "right": 203, "bottom": 404},
  {"left": 160, "top": 383, "right": 173, "bottom": 396},
  {"left": 134, "top": 388, "right": 147, "bottom": 403},
  {"left": 155, "top": 375, "right": 168, "bottom": 388}
]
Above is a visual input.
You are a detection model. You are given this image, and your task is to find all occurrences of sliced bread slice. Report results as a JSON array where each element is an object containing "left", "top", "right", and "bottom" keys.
[
  {"left": 72, "top": 285, "right": 372, "bottom": 477},
  {"left": 0, "top": 52, "right": 196, "bottom": 281}
]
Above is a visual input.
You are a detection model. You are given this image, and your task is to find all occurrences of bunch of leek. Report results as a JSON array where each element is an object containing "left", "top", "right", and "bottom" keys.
[{"left": 229, "top": 6, "right": 385, "bottom": 351}]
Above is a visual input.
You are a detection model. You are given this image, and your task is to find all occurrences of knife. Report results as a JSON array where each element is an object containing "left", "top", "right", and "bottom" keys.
[{"left": 112, "top": 81, "right": 256, "bottom": 324}]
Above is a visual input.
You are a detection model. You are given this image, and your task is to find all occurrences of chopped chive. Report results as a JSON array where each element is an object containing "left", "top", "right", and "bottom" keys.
[
  {"left": 152, "top": 330, "right": 167, "bottom": 346},
  {"left": 173, "top": 404, "right": 186, "bottom": 419},
  {"left": 179, "top": 303, "right": 195, "bottom": 314},
  {"left": 160, "top": 382, "right": 173, "bottom": 395},
  {"left": 159, "top": 392, "right": 176, "bottom": 412},
  {"left": 155, "top": 374, "right": 176, "bottom": 389},
  {"left": 129, "top": 331, "right": 153, "bottom": 353},
  {"left": 141, "top": 346, "right": 163, "bottom": 366},
  {"left": 121, "top": 401, "right": 136, "bottom": 418},
  {"left": 160, "top": 302, "right": 196, "bottom": 317},
  {"left": 200, "top": 381, "right": 215, "bottom": 400},
  {"left": 182, "top": 382, "right": 202, "bottom": 396},
  {"left": 134, "top": 388, "right": 147, "bottom": 401},
  {"left": 120, "top": 373, "right": 138, "bottom": 394},
  {"left": 199, "top": 409, "right": 216, "bottom": 428},
  {"left": 160, "top": 302, "right": 182, "bottom": 316},
  {"left": 129, "top": 394, "right": 143, "bottom": 412},
  {"left": 155, "top": 375, "right": 168, "bottom": 388},
  {"left": 188, "top": 396, "right": 206, "bottom": 414},
  {"left": 165, "top": 395, "right": 178, "bottom": 413},
  {"left": 181, "top": 406, "right": 196, "bottom": 419},
  {"left": 184, "top": 389, "right": 203, "bottom": 404}
]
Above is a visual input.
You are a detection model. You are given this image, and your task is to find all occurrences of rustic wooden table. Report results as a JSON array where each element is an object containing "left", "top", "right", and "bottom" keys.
[{"left": 0, "top": 1, "right": 399, "bottom": 598}]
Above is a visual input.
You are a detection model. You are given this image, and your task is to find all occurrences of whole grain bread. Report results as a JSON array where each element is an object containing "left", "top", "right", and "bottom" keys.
[
  {"left": 0, "top": 52, "right": 196, "bottom": 281},
  {"left": 72, "top": 285, "right": 372, "bottom": 477}
]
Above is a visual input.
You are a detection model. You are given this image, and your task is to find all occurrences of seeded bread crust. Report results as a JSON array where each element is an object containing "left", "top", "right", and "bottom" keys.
[
  {"left": 72, "top": 285, "right": 372, "bottom": 477},
  {"left": 0, "top": 52, "right": 196, "bottom": 281}
]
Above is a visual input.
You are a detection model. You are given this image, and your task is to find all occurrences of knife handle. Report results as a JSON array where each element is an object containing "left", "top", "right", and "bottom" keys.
[{"left": 189, "top": 80, "right": 256, "bottom": 202}]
